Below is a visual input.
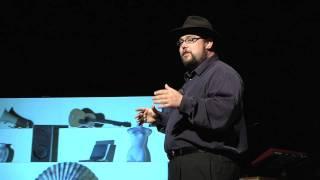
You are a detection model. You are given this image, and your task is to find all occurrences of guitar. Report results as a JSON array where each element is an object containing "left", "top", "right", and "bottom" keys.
[{"left": 68, "top": 108, "right": 131, "bottom": 128}]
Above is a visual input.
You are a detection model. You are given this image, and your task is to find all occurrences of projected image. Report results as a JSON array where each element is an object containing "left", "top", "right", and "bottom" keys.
[
  {"left": 80, "top": 140, "right": 116, "bottom": 162},
  {"left": 36, "top": 162, "right": 98, "bottom": 180},
  {"left": 0, "top": 97, "right": 167, "bottom": 180},
  {"left": 68, "top": 108, "right": 131, "bottom": 128},
  {"left": 127, "top": 126, "right": 152, "bottom": 162},
  {"left": 0, "top": 143, "right": 14, "bottom": 162},
  {"left": 0, "top": 108, "right": 34, "bottom": 128}
]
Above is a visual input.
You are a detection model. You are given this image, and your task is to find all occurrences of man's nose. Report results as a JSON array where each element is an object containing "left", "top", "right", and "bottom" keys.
[{"left": 181, "top": 42, "right": 188, "bottom": 48}]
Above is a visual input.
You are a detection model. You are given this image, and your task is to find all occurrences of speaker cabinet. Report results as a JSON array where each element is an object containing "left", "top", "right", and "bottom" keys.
[{"left": 31, "top": 125, "right": 67, "bottom": 162}]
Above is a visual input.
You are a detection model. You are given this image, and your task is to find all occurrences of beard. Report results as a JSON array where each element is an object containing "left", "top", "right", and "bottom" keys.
[{"left": 181, "top": 52, "right": 200, "bottom": 70}]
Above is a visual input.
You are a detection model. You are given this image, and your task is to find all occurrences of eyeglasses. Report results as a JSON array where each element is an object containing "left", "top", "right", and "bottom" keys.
[{"left": 176, "top": 37, "right": 202, "bottom": 47}]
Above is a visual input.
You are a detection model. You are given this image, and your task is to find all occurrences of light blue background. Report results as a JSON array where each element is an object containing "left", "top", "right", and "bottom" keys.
[{"left": 0, "top": 97, "right": 168, "bottom": 180}]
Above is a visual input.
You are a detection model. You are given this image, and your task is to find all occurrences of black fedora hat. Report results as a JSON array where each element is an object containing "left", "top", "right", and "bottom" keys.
[{"left": 171, "top": 16, "right": 218, "bottom": 40}]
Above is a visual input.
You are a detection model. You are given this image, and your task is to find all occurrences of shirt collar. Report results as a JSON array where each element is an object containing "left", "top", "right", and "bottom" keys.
[{"left": 183, "top": 55, "right": 219, "bottom": 81}]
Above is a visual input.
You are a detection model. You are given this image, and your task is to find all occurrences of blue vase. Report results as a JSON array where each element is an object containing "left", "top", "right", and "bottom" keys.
[{"left": 126, "top": 126, "right": 152, "bottom": 162}]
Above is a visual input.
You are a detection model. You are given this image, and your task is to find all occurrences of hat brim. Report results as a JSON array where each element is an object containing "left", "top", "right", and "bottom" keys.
[{"left": 170, "top": 27, "right": 217, "bottom": 40}]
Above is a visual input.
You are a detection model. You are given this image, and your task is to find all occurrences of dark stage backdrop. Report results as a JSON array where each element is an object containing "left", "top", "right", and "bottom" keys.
[{"left": 1, "top": 0, "right": 319, "bottom": 177}]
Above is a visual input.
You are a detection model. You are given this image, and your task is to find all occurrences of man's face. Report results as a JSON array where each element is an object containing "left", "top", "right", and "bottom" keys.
[{"left": 178, "top": 34, "right": 210, "bottom": 69}]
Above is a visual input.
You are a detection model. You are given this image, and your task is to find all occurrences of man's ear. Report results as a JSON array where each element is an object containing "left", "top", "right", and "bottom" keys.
[{"left": 205, "top": 41, "right": 214, "bottom": 50}]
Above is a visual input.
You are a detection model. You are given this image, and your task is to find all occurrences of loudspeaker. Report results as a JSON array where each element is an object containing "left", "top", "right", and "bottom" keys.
[{"left": 31, "top": 125, "right": 67, "bottom": 162}]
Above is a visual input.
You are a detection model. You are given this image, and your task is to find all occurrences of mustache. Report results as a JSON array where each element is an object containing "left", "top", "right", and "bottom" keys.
[{"left": 182, "top": 51, "right": 191, "bottom": 56}]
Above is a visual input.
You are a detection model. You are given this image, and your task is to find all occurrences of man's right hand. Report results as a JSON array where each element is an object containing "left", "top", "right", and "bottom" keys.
[{"left": 135, "top": 105, "right": 159, "bottom": 125}]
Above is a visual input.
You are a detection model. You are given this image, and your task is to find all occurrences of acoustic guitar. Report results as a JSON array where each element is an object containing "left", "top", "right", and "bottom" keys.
[{"left": 68, "top": 108, "right": 131, "bottom": 128}]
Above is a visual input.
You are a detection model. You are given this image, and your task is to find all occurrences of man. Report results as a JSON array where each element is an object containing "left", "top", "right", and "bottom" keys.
[{"left": 136, "top": 16, "right": 248, "bottom": 180}]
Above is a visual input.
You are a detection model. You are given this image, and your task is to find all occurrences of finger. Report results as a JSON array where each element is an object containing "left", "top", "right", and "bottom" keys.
[
  {"left": 153, "top": 99, "right": 161, "bottom": 104},
  {"left": 136, "top": 108, "right": 146, "bottom": 112},
  {"left": 157, "top": 103, "right": 168, "bottom": 108},
  {"left": 137, "top": 118, "right": 144, "bottom": 126},
  {"left": 137, "top": 114, "right": 145, "bottom": 120},
  {"left": 152, "top": 94, "right": 167, "bottom": 100},
  {"left": 138, "top": 118, "right": 144, "bottom": 126},
  {"left": 165, "top": 84, "right": 172, "bottom": 90},
  {"left": 135, "top": 113, "right": 143, "bottom": 119},
  {"left": 153, "top": 99, "right": 169, "bottom": 104},
  {"left": 151, "top": 105, "right": 159, "bottom": 113},
  {"left": 143, "top": 111, "right": 149, "bottom": 118},
  {"left": 154, "top": 89, "right": 167, "bottom": 95},
  {"left": 135, "top": 112, "right": 143, "bottom": 116}
]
